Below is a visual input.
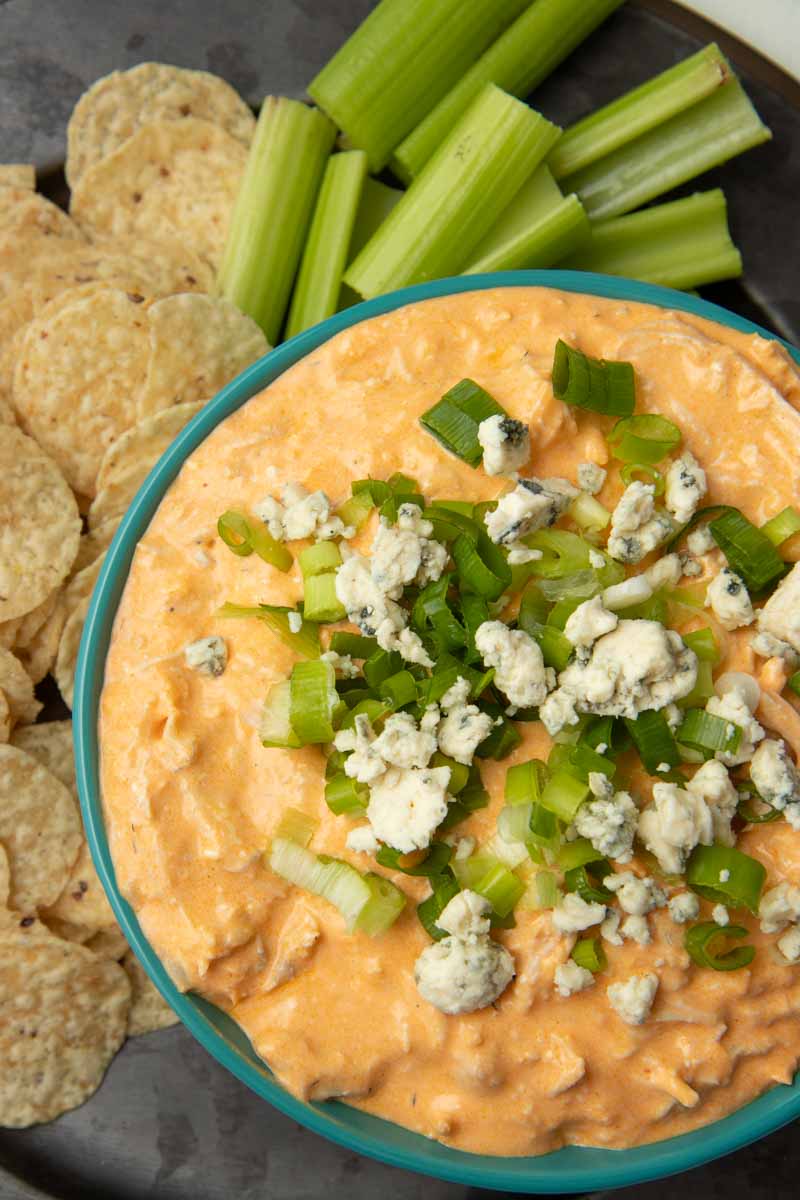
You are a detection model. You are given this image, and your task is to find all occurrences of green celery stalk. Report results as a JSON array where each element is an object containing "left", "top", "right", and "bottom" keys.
[
  {"left": 560, "top": 189, "right": 742, "bottom": 290},
  {"left": 549, "top": 43, "right": 731, "bottom": 179},
  {"left": 216, "top": 97, "right": 336, "bottom": 344},
  {"left": 285, "top": 150, "right": 368, "bottom": 338},
  {"left": 558, "top": 77, "right": 770, "bottom": 221},
  {"left": 308, "top": 0, "right": 530, "bottom": 173},
  {"left": 339, "top": 177, "right": 403, "bottom": 311},
  {"left": 392, "top": 0, "right": 625, "bottom": 182},
  {"left": 462, "top": 165, "right": 589, "bottom": 274},
  {"left": 344, "top": 84, "right": 560, "bottom": 300}
]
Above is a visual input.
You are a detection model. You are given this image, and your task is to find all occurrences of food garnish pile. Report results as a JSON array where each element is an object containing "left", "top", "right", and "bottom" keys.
[{"left": 0, "top": 0, "right": 784, "bottom": 1127}]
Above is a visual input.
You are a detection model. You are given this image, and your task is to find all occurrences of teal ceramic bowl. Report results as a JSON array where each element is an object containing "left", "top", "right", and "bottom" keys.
[{"left": 75, "top": 271, "right": 800, "bottom": 1193}]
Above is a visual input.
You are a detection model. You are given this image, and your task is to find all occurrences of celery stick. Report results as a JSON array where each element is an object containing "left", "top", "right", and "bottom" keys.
[
  {"left": 308, "top": 0, "right": 530, "bottom": 173},
  {"left": 338, "top": 178, "right": 403, "bottom": 311},
  {"left": 463, "top": 165, "right": 589, "bottom": 274},
  {"left": 560, "top": 189, "right": 742, "bottom": 291},
  {"left": 286, "top": 150, "right": 367, "bottom": 338},
  {"left": 345, "top": 85, "right": 560, "bottom": 301},
  {"left": 216, "top": 97, "right": 336, "bottom": 345},
  {"left": 550, "top": 44, "right": 731, "bottom": 180},
  {"left": 392, "top": 0, "right": 624, "bottom": 182},
  {"left": 559, "top": 77, "right": 770, "bottom": 221}
]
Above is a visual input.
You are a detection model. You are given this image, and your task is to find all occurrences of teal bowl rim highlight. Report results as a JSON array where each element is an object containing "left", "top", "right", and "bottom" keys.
[{"left": 75, "top": 270, "right": 800, "bottom": 1194}]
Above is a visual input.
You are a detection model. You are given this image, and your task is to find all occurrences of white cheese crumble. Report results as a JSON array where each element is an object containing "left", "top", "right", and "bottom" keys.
[
  {"left": 334, "top": 713, "right": 387, "bottom": 784},
  {"left": 607, "top": 482, "right": 672, "bottom": 564},
  {"left": 668, "top": 892, "right": 700, "bottom": 924},
  {"left": 184, "top": 635, "right": 227, "bottom": 676},
  {"left": 320, "top": 649, "right": 360, "bottom": 678},
  {"left": 475, "top": 620, "right": 555, "bottom": 708},
  {"left": 371, "top": 506, "right": 448, "bottom": 594},
  {"left": 751, "top": 630, "right": 798, "bottom": 665},
  {"left": 621, "top": 914, "right": 651, "bottom": 945},
  {"left": 705, "top": 682, "right": 764, "bottom": 767},
  {"left": 366, "top": 765, "right": 450, "bottom": 853},
  {"left": 372, "top": 712, "right": 438, "bottom": 770},
  {"left": 777, "top": 926, "right": 800, "bottom": 963},
  {"left": 756, "top": 561, "right": 800, "bottom": 655},
  {"left": 334, "top": 553, "right": 433, "bottom": 668},
  {"left": 685, "top": 759, "right": 739, "bottom": 846},
  {"left": 687, "top": 526, "right": 715, "bottom": 555},
  {"left": 588, "top": 771, "right": 614, "bottom": 799},
  {"left": 601, "top": 910, "right": 623, "bottom": 945},
  {"left": 414, "top": 932, "right": 515, "bottom": 1015},
  {"left": 604, "top": 871, "right": 666, "bottom": 915},
  {"left": 540, "top": 620, "right": 697, "bottom": 734},
  {"left": 664, "top": 451, "right": 707, "bottom": 525},
  {"left": 436, "top": 889, "right": 491, "bottom": 938},
  {"left": 477, "top": 414, "right": 531, "bottom": 476},
  {"left": 255, "top": 481, "right": 352, "bottom": 542},
  {"left": 484, "top": 477, "right": 577, "bottom": 547},
  {"left": 750, "top": 739, "right": 800, "bottom": 827},
  {"left": 564, "top": 595, "right": 618, "bottom": 648},
  {"left": 607, "top": 973, "right": 659, "bottom": 1025},
  {"left": 712, "top": 904, "right": 730, "bottom": 926},
  {"left": 345, "top": 825, "right": 380, "bottom": 855},
  {"left": 437, "top": 688, "right": 494, "bottom": 766},
  {"left": 287, "top": 610, "right": 303, "bottom": 634},
  {"left": 602, "top": 575, "right": 653, "bottom": 611},
  {"left": 574, "top": 790, "right": 638, "bottom": 863},
  {"left": 644, "top": 553, "right": 683, "bottom": 591},
  {"left": 705, "top": 568, "right": 754, "bottom": 631},
  {"left": 554, "top": 960, "right": 595, "bottom": 997},
  {"left": 637, "top": 781, "right": 713, "bottom": 875},
  {"left": 552, "top": 893, "right": 606, "bottom": 934},
  {"left": 577, "top": 462, "right": 607, "bottom": 495},
  {"left": 759, "top": 882, "right": 800, "bottom": 933}
]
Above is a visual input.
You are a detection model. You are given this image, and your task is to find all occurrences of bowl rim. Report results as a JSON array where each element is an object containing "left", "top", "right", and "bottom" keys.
[{"left": 75, "top": 270, "right": 800, "bottom": 1194}]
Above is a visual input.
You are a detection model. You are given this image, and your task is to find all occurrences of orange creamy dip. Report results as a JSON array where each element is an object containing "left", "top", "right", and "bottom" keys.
[{"left": 100, "top": 288, "right": 800, "bottom": 1155}]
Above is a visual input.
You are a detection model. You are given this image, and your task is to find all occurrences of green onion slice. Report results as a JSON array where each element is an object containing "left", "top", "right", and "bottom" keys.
[
  {"left": 685, "top": 844, "right": 766, "bottom": 913},
  {"left": 684, "top": 921, "right": 755, "bottom": 971},
  {"left": 268, "top": 838, "right": 375, "bottom": 931},
  {"left": 558, "top": 837, "right": 605, "bottom": 871},
  {"left": 620, "top": 462, "right": 665, "bottom": 495},
  {"left": 475, "top": 713, "right": 522, "bottom": 761},
  {"left": 275, "top": 807, "right": 319, "bottom": 847},
  {"left": 420, "top": 378, "right": 506, "bottom": 465},
  {"left": 709, "top": 508, "right": 788, "bottom": 594},
  {"left": 541, "top": 770, "right": 590, "bottom": 822},
  {"left": 761, "top": 505, "right": 800, "bottom": 547},
  {"left": 453, "top": 855, "right": 525, "bottom": 918},
  {"left": 299, "top": 541, "right": 342, "bottom": 578},
  {"left": 551, "top": 339, "right": 635, "bottom": 416},
  {"left": 664, "top": 503, "right": 735, "bottom": 553},
  {"left": 324, "top": 772, "right": 368, "bottom": 815},
  {"left": 571, "top": 937, "right": 608, "bottom": 973},
  {"left": 329, "top": 631, "right": 378, "bottom": 659},
  {"left": 682, "top": 626, "right": 720, "bottom": 664},
  {"left": 302, "top": 573, "right": 347, "bottom": 623},
  {"left": 217, "top": 602, "right": 320, "bottom": 657},
  {"left": 564, "top": 860, "right": 614, "bottom": 904},
  {"left": 677, "top": 709, "right": 741, "bottom": 757},
  {"left": 378, "top": 669, "right": 418, "bottom": 709},
  {"left": 417, "top": 870, "right": 460, "bottom": 940},
  {"left": 217, "top": 509, "right": 293, "bottom": 572},
  {"left": 608, "top": 413, "right": 681, "bottom": 464},
  {"left": 355, "top": 873, "right": 408, "bottom": 936},
  {"left": 260, "top": 680, "right": 303, "bottom": 748},
  {"left": 625, "top": 709, "right": 680, "bottom": 774},
  {"left": 452, "top": 530, "right": 511, "bottom": 601},
  {"left": 505, "top": 759, "right": 549, "bottom": 806},
  {"left": 376, "top": 841, "right": 453, "bottom": 877},
  {"left": 289, "top": 659, "right": 340, "bottom": 744},
  {"left": 736, "top": 781, "right": 781, "bottom": 826}
]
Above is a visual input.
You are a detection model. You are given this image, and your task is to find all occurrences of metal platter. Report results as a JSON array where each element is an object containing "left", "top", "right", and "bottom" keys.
[{"left": 0, "top": 1, "right": 798, "bottom": 1196}]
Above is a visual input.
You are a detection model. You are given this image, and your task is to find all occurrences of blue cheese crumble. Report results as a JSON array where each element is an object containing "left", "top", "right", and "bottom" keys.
[
  {"left": 475, "top": 621, "right": 555, "bottom": 708},
  {"left": 664, "top": 451, "right": 707, "bottom": 524},
  {"left": 184, "top": 635, "right": 227, "bottom": 676},
  {"left": 705, "top": 568, "right": 754, "bottom": 631},
  {"left": 477, "top": 414, "right": 530, "bottom": 476},
  {"left": 607, "top": 481, "right": 672, "bottom": 565}
]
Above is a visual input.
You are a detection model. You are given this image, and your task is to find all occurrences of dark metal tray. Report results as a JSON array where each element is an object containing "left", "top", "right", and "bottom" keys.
[{"left": 0, "top": 1, "right": 798, "bottom": 1196}]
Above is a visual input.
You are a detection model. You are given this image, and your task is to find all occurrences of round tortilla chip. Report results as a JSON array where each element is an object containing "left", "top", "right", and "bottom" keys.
[
  {"left": 70, "top": 119, "right": 247, "bottom": 271},
  {"left": 85, "top": 926, "right": 128, "bottom": 961},
  {"left": 0, "top": 188, "right": 84, "bottom": 241},
  {"left": 71, "top": 520, "right": 117, "bottom": 577},
  {"left": 0, "top": 166, "right": 35, "bottom": 190},
  {"left": 0, "top": 919, "right": 130, "bottom": 1126},
  {"left": 90, "top": 235, "right": 214, "bottom": 297},
  {"left": 0, "top": 745, "right": 82, "bottom": 913},
  {"left": 10, "top": 718, "right": 75, "bottom": 795},
  {"left": 13, "top": 288, "right": 152, "bottom": 496},
  {"left": 123, "top": 950, "right": 178, "bottom": 1036},
  {"left": 0, "top": 843, "right": 9, "bottom": 908},
  {"left": 14, "top": 597, "right": 66, "bottom": 685},
  {"left": 139, "top": 294, "right": 267, "bottom": 418},
  {"left": 0, "top": 426, "right": 81, "bottom": 622},
  {"left": 0, "top": 647, "right": 40, "bottom": 726},
  {"left": 66, "top": 62, "right": 254, "bottom": 188},
  {"left": 0, "top": 691, "right": 9, "bottom": 743},
  {"left": 97, "top": 401, "right": 204, "bottom": 492},
  {"left": 11, "top": 588, "right": 59, "bottom": 650},
  {"left": 54, "top": 599, "right": 88, "bottom": 711},
  {"left": 44, "top": 843, "right": 117, "bottom": 933}
]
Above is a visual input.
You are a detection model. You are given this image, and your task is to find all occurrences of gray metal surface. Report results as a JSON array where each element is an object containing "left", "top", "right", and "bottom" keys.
[{"left": 0, "top": 1, "right": 798, "bottom": 1196}]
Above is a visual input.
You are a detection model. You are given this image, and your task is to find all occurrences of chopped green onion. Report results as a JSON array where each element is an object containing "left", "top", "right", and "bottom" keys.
[
  {"left": 462, "top": 164, "right": 590, "bottom": 274},
  {"left": 530, "top": 869, "right": 560, "bottom": 909},
  {"left": 676, "top": 660, "right": 716, "bottom": 711},
  {"left": 459, "top": 591, "right": 490, "bottom": 661},
  {"left": 665, "top": 504, "right": 734, "bottom": 553},
  {"left": 363, "top": 649, "right": 404, "bottom": 689},
  {"left": 558, "top": 837, "right": 605, "bottom": 871},
  {"left": 677, "top": 708, "right": 741, "bottom": 757},
  {"left": 505, "top": 759, "right": 549, "bottom": 807},
  {"left": 528, "top": 803, "right": 561, "bottom": 856},
  {"left": 324, "top": 772, "right": 368, "bottom": 815},
  {"left": 285, "top": 150, "right": 368, "bottom": 338},
  {"left": 432, "top": 500, "right": 476, "bottom": 518},
  {"left": 417, "top": 871, "right": 460, "bottom": 940},
  {"left": 550, "top": 44, "right": 732, "bottom": 180},
  {"left": 217, "top": 510, "right": 293, "bottom": 572},
  {"left": 609, "top": 414, "right": 682, "bottom": 465},
  {"left": 682, "top": 626, "right": 720, "bottom": 664},
  {"left": 537, "top": 570, "right": 601, "bottom": 604},
  {"left": 497, "top": 802, "right": 533, "bottom": 845},
  {"left": 376, "top": 841, "right": 453, "bottom": 877},
  {"left": 329, "top": 631, "right": 378, "bottom": 659},
  {"left": 430, "top": 752, "right": 470, "bottom": 795},
  {"left": 571, "top": 937, "right": 608, "bottom": 973},
  {"left": 419, "top": 380, "right": 506, "bottom": 465},
  {"left": 344, "top": 84, "right": 561, "bottom": 299},
  {"left": 290, "top": 659, "right": 340, "bottom": 744},
  {"left": 452, "top": 530, "right": 511, "bottom": 601},
  {"left": 355, "top": 873, "right": 407, "bottom": 935},
  {"left": 552, "top": 340, "right": 635, "bottom": 417},
  {"left": 761, "top": 506, "right": 800, "bottom": 547},
  {"left": 560, "top": 189, "right": 743, "bottom": 291},
  {"left": 352, "top": 478, "right": 392, "bottom": 504},
  {"left": 378, "top": 669, "right": 418, "bottom": 709},
  {"left": 619, "top": 463, "right": 665, "bottom": 494},
  {"left": 541, "top": 770, "right": 590, "bottom": 822},
  {"left": 335, "top": 490, "right": 374, "bottom": 531},
  {"left": 423, "top": 506, "right": 481, "bottom": 544},
  {"left": 558, "top": 76, "right": 771, "bottom": 221},
  {"left": 534, "top": 624, "right": 575, "bottom": 673},
  {"left": 625, "top": 710, "right": 680, "bottom": 774},
  {"left": 299, "top": 541, "right": 342, "bottom": 578},
  {"left": 564, "top": 861, "right": 613, "bottom": 904},
  {"left": 569, "top": 491, "right": 610, "bottom": 533},
  {"left": 217, "top": 602, "right": 320, "bottom": 657},
  {"left": 260, "top": 680, "right": 302, "bottom": 748},
  {"left": 709, "top": 509, "right": 787, "bottom": 594},
  {"left": 475, "top": 714, "right": 522, "bottom": 762},
  {"left": 217, "top": 97, "right": 336, "bottom": 344},
  {"left": 686, "top": 844, "right": 766, "bottom": 913},
  {"left": 302, "top": 573, "right": 347, "bottom": 623},
  {"left": 339, "top": 698, "right": 391, "bottom": 730},
  {"left": 392, "top": 0, "right": 625, "bottom": 181},
  {"left": 453, "top": 855, "right": 525, "bottom": 918},
  {"left": 268, "top": 838, "right": 372, "bottom": 928},
  {"left": 275, "top": 807, "right": 318, "bottom": 847},
  {"left": 444, "top": 378, "right": 506, "bottom": 424},
  {"left": 737, "top": 781, "right": 781, "bottom": 826},
  {"left": 684, "top": 921, "right": 755, "bottom": 971},
  {"left": 549, "top": 741, "right": 616, "bottom": 782},
  {"left": 525, "top": 530, "right": 593, "bottom": 578}
]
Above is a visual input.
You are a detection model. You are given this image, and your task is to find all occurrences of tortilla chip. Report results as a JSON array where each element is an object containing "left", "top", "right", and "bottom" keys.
[
  {"left": 54, "top": 598, "right": 88, "bottom": 710},
  {"left": 70, "top": 119, "right": 247, "bottom": 271},
  {"left": 86, "top": 926, "right": 128, "bottom": 961},
  {"left": 0, "top": 844, "right": 9, "bottom": 908},
  {"left": 139, "top": 295, "right": 267, "bottom": 418},
  {"left": 14, "top": 598, "right": 66, "bottom": 685},
  {"left": 42, "top": 917, "right": 93, "bottom": 944},
  {"left": 0, "top": 692, "right": 9, "bottom": 743},
  {"left": 0, "top": 647, "right": 40, "bottom": 726},
  {"left": 0, "top": 189, "right": 84, "bottom": 242},
  {"left": 10, "top": 719, "right": 75, "bottom": 796},
  {"left": 13, "top": 288, "right": 153, "bottom": 496},
  {"left": 0, "top": 745, "right": 82, "bottom": 913},
  {"left": 71, "top": 520, "right": 117, "bottom": 577},
  {"left": 89, "top": 235, "right": 214, "bottom": 297},
  {"left": 11, "top": 589, "right": 59, "bottom": 650},
  {"left": 0, "top": 166, "right": 35, "bottom": 190},
  {"left": 0, "top": 426, "right": 81, "bottom": 622},
  {"left": 44, "top": 843, "right": 117, "bottom": 932},
  {"left": 66, "top": 62, "right": 254, "bottom": 188},
  {"left": 0, "top": 919, "right": 130, "bottom": 1126},
  {"left": 123, "top": 950, "right": 178, "bottom": 1036}
]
